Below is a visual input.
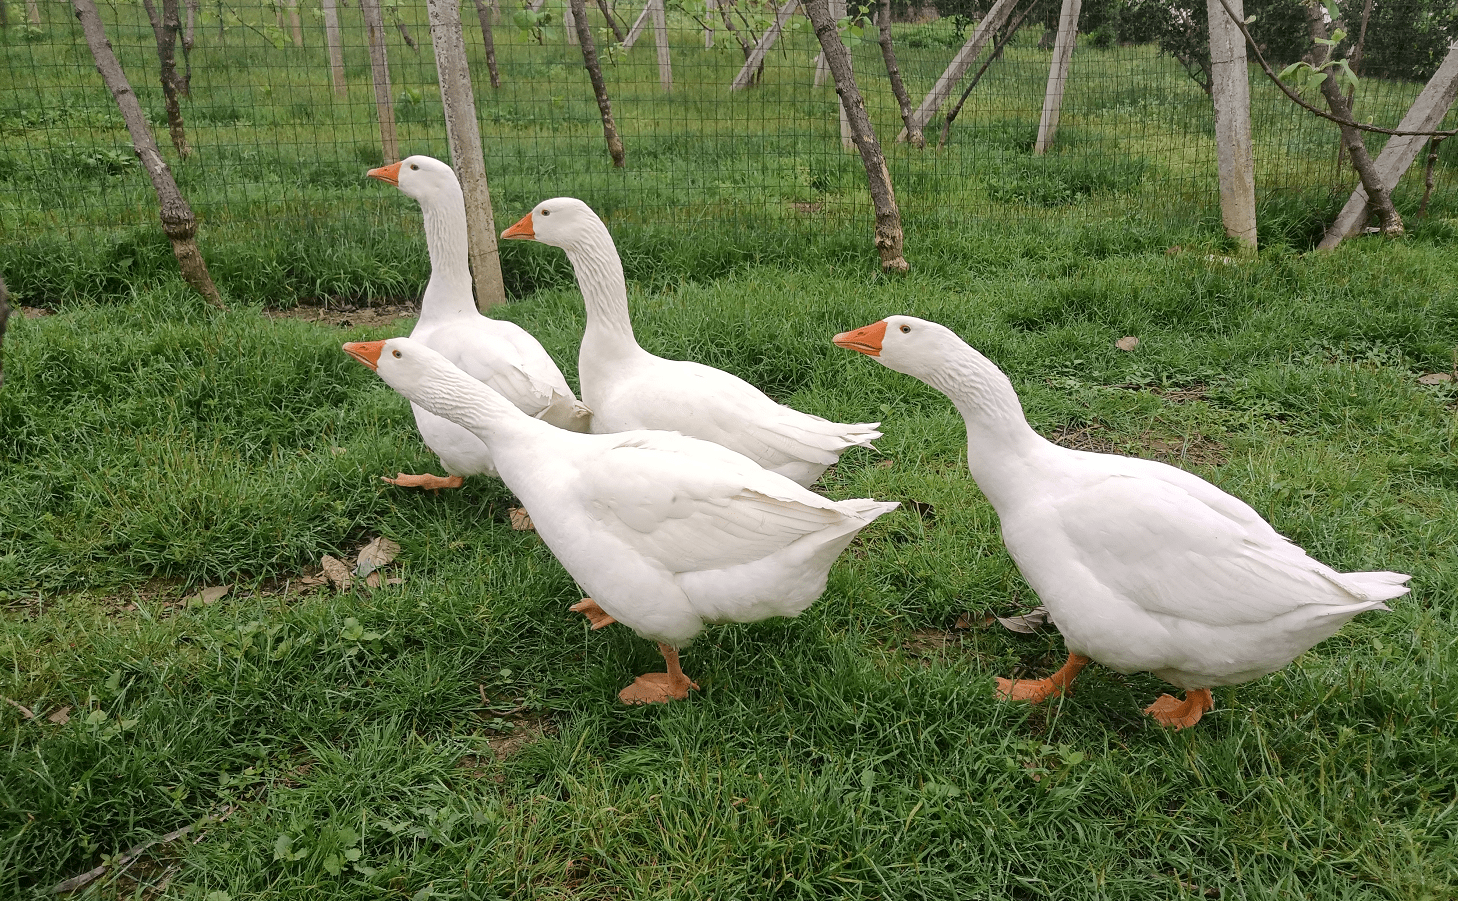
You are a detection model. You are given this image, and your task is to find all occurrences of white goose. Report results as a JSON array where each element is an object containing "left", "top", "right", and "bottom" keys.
[
  {"left": 834, "top": 316, "right": 1409, "bottom": 729},
  {"left": 366, "top": 156, "right": 590, "bottom": 490},
  {"left": 500, "top": 198, "right": 880, "bottom": 487},
  {"left": 342, "top": 337, "right": 898, "bottom": 704}
]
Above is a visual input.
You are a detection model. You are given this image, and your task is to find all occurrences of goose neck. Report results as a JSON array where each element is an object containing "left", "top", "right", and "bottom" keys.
[
  {"left": 564, "top": 229, "right": 637, "bottom": 352},
  {"left": 416, "top": 368, "right": 546, "bottom": 452},
  {"left": 919, "top": 347, "right": 1046, "bottom": 510},
  {"left": 417, "top": 191, "right": 476, "bottom": 320}
]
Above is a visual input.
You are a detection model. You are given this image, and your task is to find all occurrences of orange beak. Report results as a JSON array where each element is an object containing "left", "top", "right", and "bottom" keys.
[
  {"left": 832, "top": 320, "right": 887, "bottom": 357},
  {"left": 501, "top": 211, "right": 535, "bottom": 241},
  {"left": 366, "top": 161, "right": 402, "bottom": 186},
  {"left": 342, "top": 340, "right": 386, "bottom": 371}
]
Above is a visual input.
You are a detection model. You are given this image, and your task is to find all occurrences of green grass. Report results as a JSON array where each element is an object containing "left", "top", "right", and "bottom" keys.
[{"left": 3, "top": 213, "right": 1457, "bottom": 897}]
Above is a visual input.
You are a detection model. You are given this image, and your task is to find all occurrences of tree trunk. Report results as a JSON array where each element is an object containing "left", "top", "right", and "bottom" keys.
[
  {"left": 322, "top": 0, "right": 348, "bottom": 95},
  {"left": 802, "top": 0, "right": 908, "bottom": 271},
  {"left": 0, "top": 277, "right": 9, "bottom": 391},
  {"left": 940, "top": 0, "right": 1035, "bottom": 148},
  {"left": 392, "top": 13, "right": 419, "bottom": 52},
  {"left": 900, "top": 0, "right": 1019, "bottom": 142},
  {"left": 141, "top": 0, "right": 192, "bottom": 158},
  {"left": 360, "top": 0, "right": 400, "bottom": 162},
  {"left": 71, "top": 0, "right": 225, "bottom": 309},
  {"left": 596, "top": 0, "right": 627, "bottom": 42},
  {"left": 26, "top": 0, "right": 41, "bottom": 26},
  {"left": 1303, "top": 1, "right": 1401, "bottom": 236},
  {"left": 877, "top": 0, "right": 919, "bottom": 148},
  {"left": 1033, "top": 0, "right": 1081, "bottom": 154},
  {"left": 569, "top": 0, "right": 626, "bottom": 166},
  {"left": 730, "top": 0, "right": 797, "bottom": 91},
  {"left": 427, "top": 0, "right": 507, "bottom": 309},
  {"left": 1320, "top": 39, "right": 1458, "bottom": 247},
  {"left": 471, "top": 0, "right": 501, "bottom": 88}
]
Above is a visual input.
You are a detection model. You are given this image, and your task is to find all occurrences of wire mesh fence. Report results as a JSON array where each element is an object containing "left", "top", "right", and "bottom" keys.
[{"left": 1, "top": 0, "right": 1454, "bottom": 293}]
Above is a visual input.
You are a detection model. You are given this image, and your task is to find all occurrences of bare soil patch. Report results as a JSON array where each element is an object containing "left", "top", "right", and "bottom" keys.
[{"left": 266, "top": 301, "right": 419, "bottom": 330}]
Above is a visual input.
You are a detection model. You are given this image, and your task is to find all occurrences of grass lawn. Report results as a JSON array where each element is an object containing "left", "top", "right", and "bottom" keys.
[{"left": 3, "top": 210, "right": 1457, "bottom": 897}]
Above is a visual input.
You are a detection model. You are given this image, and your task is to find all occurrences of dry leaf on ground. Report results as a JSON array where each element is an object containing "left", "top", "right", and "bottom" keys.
[
  {"left": 1417, "top": 372, "right": 1453, "bottom": 385},
  {"left": 1116, "top": 336, "right": 1140, "bottom": 352},
  {"left": 508, "top": 507, "right": 535, "bottom": 531},
  {"left": 996, "top": 606, "right": 1056, "bottom": 634},
  {"left": 354, "top": 536, "right": 401, "bottom": 578},
  {"left": 953, "top": 613, "right": 995, "bottom": 631},
  {"left": 47, "top": 706, "right": 71, "bottom": 725},
  {"left": 4, "top": 698, "right": 34, "bottom": 719},
  {"left": 320, "top": 555, "right": 352, "bottom": 590},
  {"left": 875, "top": 459, "right": 895, "bottom": 469},
  {"left": 184, "top": 585, "right": 230, "bottom": 608},
  {"left": 365, "top": 572, "right": 381, "bottom": 589}
]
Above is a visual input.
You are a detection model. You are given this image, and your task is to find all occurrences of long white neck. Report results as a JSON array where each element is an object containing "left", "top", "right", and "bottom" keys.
[
  {"left": 407, "top": 365, "right": 551, "bottom": 464},
  {"left": 417, "top": 185, "right": 477, "bottom": 321},
  {"left": 560, "top": 221, "right": 640, "bottom": 362},
  {"left": 909, "top": 342, "right": 1050, "bottom": 512}
]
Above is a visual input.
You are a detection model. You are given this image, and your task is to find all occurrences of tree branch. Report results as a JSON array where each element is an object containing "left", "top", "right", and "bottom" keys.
[{"left": 1211, "top": 0, "right": 1455, "bottom": 139}]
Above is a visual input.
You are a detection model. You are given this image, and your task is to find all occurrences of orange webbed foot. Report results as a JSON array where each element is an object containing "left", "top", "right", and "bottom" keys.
[
  {"left": 381, "top": 473, "right": 465, "bottom": 491},
  {"left": 995, "top": 676, "right": 1070, "bottom": 703},
  {"left": 994, "top": 653, "right": 1090, "bottom": 705},
  {"left": 1143, "top": 688, "right": 1213, "bottom": 730},
  {"left": 617, "top": 672, "right": 699, "bottom": 705},
  {"left": 570, "top": 598, "right": 617, "bottom": 630}
]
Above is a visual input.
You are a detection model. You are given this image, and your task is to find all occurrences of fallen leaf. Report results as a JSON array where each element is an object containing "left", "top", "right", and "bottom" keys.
[
  {"left": 297, "top": 574, "right": 327, "bottom": 587},
  {"left": 385, "top": 576, "right": 404, "bottom": 586},
  {"left": 996, "top": 606, "right": 1056, "bottom": 634},
  {"left": 1417, "top": 372, "right": 1453, "bottom": 385},
  {"left": 508, "top": 507, "right": 535, "bottom": 531},
  {"left": 47, "top": 706, "right": 71, "bottom": 725},
  {"left": 953, "top": 613, "right": 995, "bottom": 631},
  {"left": 354, "top": 537, "right": 401, "bottom": 578},
  {"left": 875, "top": 459, "right": 895, "bottom": 469},
  {"left": 185, "top": 585, "right": 230, "bottom": 608},
  {"left": 4, "top": 697, "right": 34, "bottom": 719},
  {"left": 320, "top": 555, "right": 352, "bottom": 591},
  {"left": 1116, "top": 336, "right": 1139, "bottom": 352},
  {"left": 365, "top": 572, "right": 381, "bottom": 589}
]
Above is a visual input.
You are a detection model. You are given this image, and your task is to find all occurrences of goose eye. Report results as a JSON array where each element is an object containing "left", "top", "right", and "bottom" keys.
[
  {"left": 540, "top": 208, "right": 550, "bottom": 216},
  {"left": 409, "top": 164, "right": 418, "bottom": 170},
  {"left": 392, "top": 350, "right": 402, "bottom": 358},
  {"left": 900, "top": 325, "right": 911, "bottom": 334}
]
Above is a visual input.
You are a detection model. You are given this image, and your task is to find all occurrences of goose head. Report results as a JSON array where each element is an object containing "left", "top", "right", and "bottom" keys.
[
  {"left": 366, "top": 155, "right": 461, "bottom": 205},
  {"left": 343, "top": 336, "right": 457, "bottom": 403},
  {"left": 500, "top": 197, "right": 604, "bottom": 250},
  {"left": 832, "top": 316, "right": 966, "bottom": 381}
]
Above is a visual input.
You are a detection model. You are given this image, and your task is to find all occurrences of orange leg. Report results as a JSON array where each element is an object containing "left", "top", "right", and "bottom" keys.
[
  {"left": 1143, "top": 688, "right": 1214, "bottom": 730},
  {"left": 569, "top": 598, "right": 617, "bottom": 630},
  {"left": 381, "top": 473, "right": 465, "bottom": 492},
  {"left": 619, "top": 643, "right": 699, "bottom": 705},
  {"left": 995, "top": 653, "right": 1091, "bottom": 703}
]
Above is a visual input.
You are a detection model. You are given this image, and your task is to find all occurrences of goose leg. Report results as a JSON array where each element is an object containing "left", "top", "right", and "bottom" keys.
[
  {"left": 381, "top": 473, "right": 465, "bottom": 491},
  {"left": 619, "top": 642, "right": 699, "bottom": 705},
  {"left": 1143, "top": 688, "right": 1213, "bottom": 730},
  {"left": 995, "top": 653, "right": 1090, "bottom": 703},
  {"left": 570, "top": 598, "right": 617, "bottom": 630}
]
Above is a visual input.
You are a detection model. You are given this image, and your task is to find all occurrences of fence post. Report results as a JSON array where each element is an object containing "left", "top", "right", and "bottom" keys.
[
  {"left": 651, "top": 0, "right": 671, "bottom": 92},
  {"left": 321, "top": 0, "right": 347, "bottom": 96},
  {"left": 1033, "top": 0, "right": 1080, "bottom": 154},
  {"left": 564, "top": 0, "right": 579, "bottom": 45},
  {"left": 730, "top": 0, "right": 798, "bottom": 91},
  {"left": 360, "top": 0, "right": 400, "bottom": 163},
  {"left": 898, "top": 0, "right": 1017, "bottom": 141},
  {"left": 1205, "top": 0, "right": 1257, "bottom": 250},
  {"left": 1319, "top": 39, "right": 1458, "bottom": 249},
  {"left": 426, "top": 0, "right": 507, "bottom": 309}
]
